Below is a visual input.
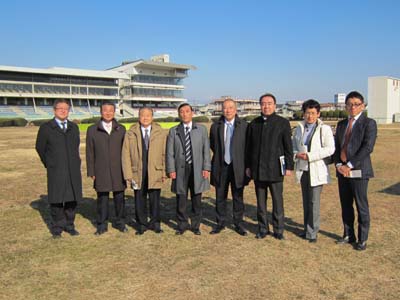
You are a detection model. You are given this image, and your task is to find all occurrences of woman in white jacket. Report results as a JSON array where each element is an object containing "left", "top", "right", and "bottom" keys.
[{"left": 292, "top": 99, "right": 335, "bottom": 243}]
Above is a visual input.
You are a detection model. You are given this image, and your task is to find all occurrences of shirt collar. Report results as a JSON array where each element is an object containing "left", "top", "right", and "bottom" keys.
[
  {"left": 55, "top": 118, "right": 67, "bottom": 127},
  {"left": 183, "top": 121, "right": 192, "bottom": 130},
  {"left": 224, "top": 118, "right": 235, "bottom": 126}
]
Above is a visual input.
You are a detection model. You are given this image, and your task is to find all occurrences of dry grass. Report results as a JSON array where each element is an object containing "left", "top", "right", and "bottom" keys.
[{"left": 0, "top": 124, "right": 399, "bottom": 300}]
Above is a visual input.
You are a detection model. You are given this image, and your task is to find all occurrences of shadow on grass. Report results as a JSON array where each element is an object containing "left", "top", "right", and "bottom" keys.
[
  {"left": 379, "top": 182, "right": 400, "bottom": 196},
  {"left": 30, "top": 193, "right": 340, "bottom": 240}
]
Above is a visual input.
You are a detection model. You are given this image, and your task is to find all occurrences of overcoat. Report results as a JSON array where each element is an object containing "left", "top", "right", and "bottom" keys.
[
  {"left": 35, "top": 119, "right": 82, "bottom": 204},
  {"left": 121, "top": 122, "right": 167, "bottom": 189},
  {"left": 86, "top": 119, "right": 126, "bottom": 192},
  {"left": 166, "top": 122, "right": 211, "bottom": 194},
  {"left": 246, "top": 113, "right": 294, "bottom": 182},
  {"left": 209, "top": 115, "right": 249, "bottom": 188}
]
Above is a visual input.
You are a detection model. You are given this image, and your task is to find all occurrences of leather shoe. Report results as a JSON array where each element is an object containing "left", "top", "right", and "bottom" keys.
[
  {"left": 193, "top": 229, "right": 201, "bottom": 235},
  {"left": 255, "top": 231, "right": 268, "bottom": 239},
  {"left": 308, "top": 238, "right": 317, "bottom": 243},
  {"left": 65, "top": 229, "right": 79, "bottom": 236},
  {"left": 273, "top": 233, "right": 285, "bottom": 240},
  {"left": 135, "top": 229, "right": 146, "bottom": 235},
  {"left": 94, "top": 229, "right": 106, "bottom": 236},
  {"left": 299, "top": 232, "right": 307, "bottom": 239},
  {"left": 154, "top": 228, "right": 164, "bottom": 234},
  {"left": 210, "top": 226, "right": 225, "bottom": 235},
  {"left": 234, "top": 226, "right": 248, "bottom": 236},
  {"left": 175, "top": 229, "right": 185, "bottom": 235},
  {"left": 119, "top": 227, "right": 128, "bottom": 233},
  {"left": 355, "top": 241, "right": 367, "bottom": 251},
  {"left": 52, "top": 233, "right": 61, "bottom": 239},
  {"left": 336, "top": 236, "right": 356, "bottom": 244}
]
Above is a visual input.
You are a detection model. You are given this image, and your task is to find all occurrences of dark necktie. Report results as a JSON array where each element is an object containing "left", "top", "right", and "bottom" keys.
[
  {"left": 340, "top": 117, "right": 354, "bottom": 162},
  {"left": 62, "top": 122, "right": 67, "bottom": 133},
  {"left": 144, "top": 129, "right": 149, "bottom": 150},
  {"left": 185, "top": 126, "right": 192, "bottom": 164}
]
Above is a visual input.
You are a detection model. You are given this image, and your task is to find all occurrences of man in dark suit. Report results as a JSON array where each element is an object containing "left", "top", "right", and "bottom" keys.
[
  {"left": 86, "top": 101, "right": 127, "bottom": 235},
  {"left": 166, "top": 103, "right": 211, "bottom": 235},
  {"left": 36, "top": 99, "right": 82, "bottom": 239},
  {"left": 246, "top": 93, "right": 294, "bottom": 240},
  {"left": 333, "top": 91, "right": 377, "bottom": 251},
  {"left": 209, "top": 99, "right": 248, "bottom": 236}
]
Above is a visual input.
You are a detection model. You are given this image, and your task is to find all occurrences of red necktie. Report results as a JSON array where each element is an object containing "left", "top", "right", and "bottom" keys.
[{"left": 340, "top": 117, "right": 354, "bottom": 162}]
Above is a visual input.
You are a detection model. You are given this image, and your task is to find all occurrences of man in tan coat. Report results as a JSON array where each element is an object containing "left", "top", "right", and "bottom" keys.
[{"left": 122, "top": 107, "right": 167, "bottom": 235}]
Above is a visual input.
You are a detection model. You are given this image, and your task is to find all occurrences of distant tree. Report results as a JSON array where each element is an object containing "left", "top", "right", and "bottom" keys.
[
  {"left": 327, "top": 111, "right": 335, "bottom": 119},
  {"left": 320, "top": 111, "right": 328, "bottom": 120},
  {"left": 332, "top": 110, "right": 340, "bottom": 119},
  {"left": 339, "top": 110, "right": 348, "bottom": 119},
  {"left": 293, "top": 111, "right": 303, "bottom": 120}
]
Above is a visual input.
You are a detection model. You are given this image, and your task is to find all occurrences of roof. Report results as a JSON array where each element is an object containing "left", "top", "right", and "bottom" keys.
[
  {"left": 108, "top": 59, "right": 196, "bottom": 71},
  {"left": 0, "top": 65, "right": 129, "bottom": 79}
]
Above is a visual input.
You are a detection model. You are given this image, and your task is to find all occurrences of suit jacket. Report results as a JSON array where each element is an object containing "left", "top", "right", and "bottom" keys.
[
  {"left": 35, "top": 119, "right": 82, "bottom": 204},
  {"left": 166, "top": 122, "right": 211, "bottom": 194},
  {"left": 210, "top": 115, "right": 249, "bottom": 188},
  {"left": 333, "top": 113, "right": 377, "bottom": 179},
  {"left": 246, "top": 113, "right": 294, "bottom": 182},
  {"left": 86, "top": 119, "right": 126, "bottom": 192},
  {"left": 122, "top": 122, "right": 167, "bottom": 189}
]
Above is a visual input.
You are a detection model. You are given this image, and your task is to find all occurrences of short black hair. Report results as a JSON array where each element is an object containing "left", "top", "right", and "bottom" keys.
[
  {"left": 53, "top": 99, "right": 70, "bottom": 109},
  {"left": 302, "top": 99, "right": 321, "bottom": 113},
  {"left": 345, "top": 91, "right": 364, "bottom": 104},
  {"left": 178, "top": 103, "right": 193, "bottom": 112},
  {"left": 259, "top": 93, "right": 276, "bottom": 104},
  {"left": 100, "top": 101, "right": 116, "bottom": 112}
]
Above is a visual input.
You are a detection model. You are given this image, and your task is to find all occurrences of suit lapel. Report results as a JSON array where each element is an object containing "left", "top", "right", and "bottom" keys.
[
  {"left": 177, "top": 123, "right": 186, "bottom": 149},
  {"left": 218, "top": 120, "right": 225, "bottom": 155}
]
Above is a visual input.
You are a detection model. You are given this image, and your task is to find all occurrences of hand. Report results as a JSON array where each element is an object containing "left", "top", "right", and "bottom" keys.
[
  {"left": 126, "top": 179, "right": 132, "bottom": 184},
  {"left": 337, "top": 165, "right": 351, "bottom": 177},
  {"left": 245, "top": 168, "right": 251, "bottom": 178},
  {"left": 169, "top": 172, "right": 176, "bottom": 179},
  {"left": 162, "top": 176, "right": 167, "bottom": 183},
  {"left": 285, "top": 170, "right": 293, "bottom": 176},
  {"left": 296, "top": 152, "right": 308, "bottom": 160},
  {"left": 202, "top": 170, "right": 210, "bottom": 179},
  {"left": 91, "top": 176, "right": 95, "bottom": 180}
]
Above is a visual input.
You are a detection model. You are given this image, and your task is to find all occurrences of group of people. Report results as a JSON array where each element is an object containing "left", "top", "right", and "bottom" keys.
[{"left": 35, "top": 90, "right": 377, "bottom": 251}]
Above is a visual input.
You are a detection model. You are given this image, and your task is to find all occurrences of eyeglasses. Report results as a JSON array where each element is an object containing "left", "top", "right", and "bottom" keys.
[
  {"left": 304, "top": 112, "right": 318, "bottom": 116},
  {"left": 55, "top": 107, "right": 69, "bottom": 111},
  {"left": 346, "top": 103, "right": 363, "bottom": 108},
  {"left": 260, "top": 102, "right": 275, "bottom": 106}
]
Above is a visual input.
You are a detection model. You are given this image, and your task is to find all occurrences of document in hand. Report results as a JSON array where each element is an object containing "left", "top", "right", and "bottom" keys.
[
  {"left": 280, "top": 156, "right": 286, "bottom": 176},
  {"left": 349, "top": 170, "right": 362, "bottom": 178}
]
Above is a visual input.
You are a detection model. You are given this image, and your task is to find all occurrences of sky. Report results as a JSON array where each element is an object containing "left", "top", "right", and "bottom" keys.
[{"left": 1, "top": 0, "right": 399, "bottom": 103}]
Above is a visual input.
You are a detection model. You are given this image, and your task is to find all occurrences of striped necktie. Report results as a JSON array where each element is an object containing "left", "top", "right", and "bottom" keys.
[
  {"left": 340, "top": 117, "right": 354, "bottom": 162},
  {"left": 144, "top": 129, "right": 149, "bottom": 150},
  {"left": 185, "top": 126, "right": 192, "bottom": 164}
]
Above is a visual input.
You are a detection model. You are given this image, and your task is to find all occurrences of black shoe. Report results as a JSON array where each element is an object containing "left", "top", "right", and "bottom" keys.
[
  {"left": 255, "top": 231, "right": 267, "bottom": 239},
  {"left": 355, "top": 241, "right": 367, "bottom": 251},
  {"left": 234, "top": 226, "right": 248, "bottom": 236},
  {"left": 273, "top": 233, "right": 285, "bottom": 240},
  {"left": 94, "top": 229, "right": 106, "bottom": 236},
  {"left": 309, "top": 238, "right": 317, "bottom": 243},
  {"left": 52, "top": 233, "right": 62, "bottom": 239},
  {"left": 210, "top": 226, "right": 225, "bottom": 235},
  {"left": 299, "top": 232, "right": 307, "bottom": 239},
  {"left": 65, "top": 229, "right": 79, "bottom": 236},
  {"left": 175, "top": 229, "right": 185, "bottom": 235},
  {"left": 135, "top": 229, "right": 146, "bottom": 235},
  {"left": 119, "top": 226, "right": 128, "bottom": 233},
  {"left": 336, "top": 236, "right": 356, "bottom": 244},
  {"left": 154, "top": 228, "right": 164, "bottom": 234},
  {"left": 193, "top": 229, "right": 201, "bottom": 235}
]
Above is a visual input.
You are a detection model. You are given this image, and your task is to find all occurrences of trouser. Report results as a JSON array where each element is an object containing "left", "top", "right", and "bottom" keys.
[
  {"left": 300, "top": 171, "right": 322, "bottom": 239},
  {"left": 50, "top": 201, "right": 77, "bottom": 235},
  {"left": 176, "top": 163, "right": 202, "bottom": 231},
  {"left": 96, "top": 191, "right": 125, "bottom": 231},
  {"left": 134, "top": 177, "right": 161, "bottom": 231},
  {"left": 338, "top": 176, "right": 370, "bottom": 242},
  {"left": 254, "top": 180, "right": 284, "bottom": 234},
  {"left": 215, "top": 162, "right": 245, "bottom": 228}
]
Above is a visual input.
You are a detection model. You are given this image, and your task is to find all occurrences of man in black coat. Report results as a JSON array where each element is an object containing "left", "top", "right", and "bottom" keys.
[
  {"left": 86, "top": 102, "right": 127, "bottom": 235},
  {"left": 36, "top": 99, "right": 82, "bottom": 239},
  {"left": 333, "top": 91, "right": 377, "bottom": 251},
  {"left": 246, "top": 93, "right": 294, "bottom": 240},
  {"left": 209, "top": 99, "right": 249, "bottom": 236}
]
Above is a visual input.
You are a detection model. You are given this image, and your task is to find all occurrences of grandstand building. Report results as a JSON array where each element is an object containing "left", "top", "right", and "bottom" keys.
[{"left": 0, "top": 54, "right": 195, "bottom": 119}]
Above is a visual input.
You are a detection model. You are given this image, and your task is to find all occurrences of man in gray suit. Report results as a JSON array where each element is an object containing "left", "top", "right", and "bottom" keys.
[
  {"left": 166, "top": 103, "right": 211, "bottom": 235},
  {"left": 333, "top": 91, "right": 377, "bottom": 251}
]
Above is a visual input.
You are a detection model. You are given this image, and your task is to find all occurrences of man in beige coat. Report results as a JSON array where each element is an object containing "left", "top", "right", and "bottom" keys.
[{"left": 122, "top": 107, "right": 167, "bottom": 235}]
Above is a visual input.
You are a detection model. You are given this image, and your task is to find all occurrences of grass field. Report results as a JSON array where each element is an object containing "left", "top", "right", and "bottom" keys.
[{"left": 0, "top": 123, "right": 399, "bottom": 300}]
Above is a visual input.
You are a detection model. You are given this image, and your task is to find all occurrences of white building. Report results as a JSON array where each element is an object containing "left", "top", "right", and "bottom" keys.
[
  {"left": 368, "top": 76, "right": 400, "bottom": 124},
  {"left": 334, "top": 93, "right": 346, "bottom": 104}
]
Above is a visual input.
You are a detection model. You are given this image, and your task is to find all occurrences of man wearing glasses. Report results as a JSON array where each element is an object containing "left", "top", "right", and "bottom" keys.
[
  {"left": 334, "top": 91, "right": 377, "bottom": 251},
  {"left": 36, "top": 99, "right": 82, "bottom": 239}
]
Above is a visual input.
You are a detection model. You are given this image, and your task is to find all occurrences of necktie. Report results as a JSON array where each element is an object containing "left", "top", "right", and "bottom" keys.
[
  {"left": 62, "top": 122, "right": 67, "bottom": 133},
  {"left": 144, "top": 128, "right": 149, "bottom": 150},
  {"left": 340, "top": 117, "right": 354, "bottom": 162},
  {"left": 224, "top": 123, "right": 233, "bottom": 164},
  {"left": 185, "top": 126, "right": 192, "bottom": 164}
]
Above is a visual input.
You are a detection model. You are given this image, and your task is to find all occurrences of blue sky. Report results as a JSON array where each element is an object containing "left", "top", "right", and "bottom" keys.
[{"left": 1, "top": 0, "right": 399, "bottom": 103}]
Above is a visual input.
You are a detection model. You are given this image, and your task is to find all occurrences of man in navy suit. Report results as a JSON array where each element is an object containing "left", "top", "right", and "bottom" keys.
[{"left": 333, "top": 91, "right": 377, "bottom": 251}]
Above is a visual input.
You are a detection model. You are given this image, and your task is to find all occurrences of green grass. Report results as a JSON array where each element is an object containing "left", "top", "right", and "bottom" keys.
[{"left": 78, "top": 122, "right": 179, "bottom": 131}]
